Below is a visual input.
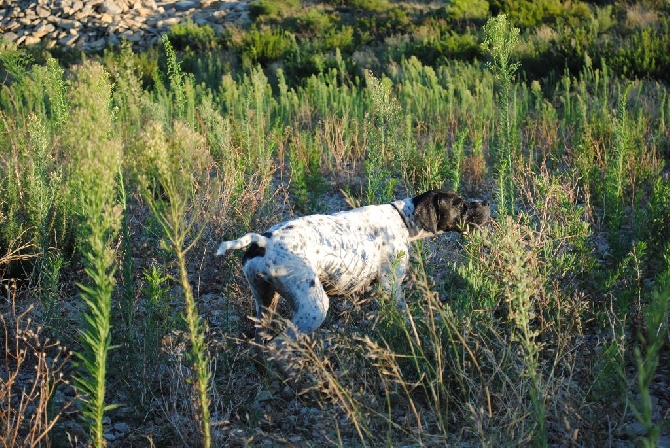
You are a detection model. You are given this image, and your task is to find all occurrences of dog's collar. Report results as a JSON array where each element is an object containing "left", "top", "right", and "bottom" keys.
[{"left": 391, "top": 200, "right": 420, "bottom": 238}]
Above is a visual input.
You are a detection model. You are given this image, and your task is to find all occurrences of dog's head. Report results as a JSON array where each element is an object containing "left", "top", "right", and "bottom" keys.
[{"left": 413, "top": 189, "right": 490, "bottom": 234}]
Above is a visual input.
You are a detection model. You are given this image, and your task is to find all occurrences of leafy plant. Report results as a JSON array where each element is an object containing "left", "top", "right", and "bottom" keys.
[
  {"left": 351, "top": 0, "right": 391, "bottom": 12},
  {"left": 168, "top": 19, "right": 219, "bottom": 51},
  {"left": 136, "top": 117, "right": 212, "bottom": 447},
  {"left": 632, "top": 259, "right": 670, "bottom": 447},
  {"left": 241, "top": 27, "right": 297, "bottom": 66},
  {"left": 483, "top": 14, "right": 521, "bottom": 217},
  {"left": 249, "top": 0, "right": 301, "bottom": 20},
  {"left": 67, "top": 61, "right": 123, "bottom": 448},
  {"left": 364, "top": 70, "right": 403, "bottom": 203}
]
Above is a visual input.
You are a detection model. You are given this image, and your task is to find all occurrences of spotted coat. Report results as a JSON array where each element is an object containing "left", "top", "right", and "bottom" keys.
[{"left": 216, "top": 189, "right": 490, "bottom": 342}]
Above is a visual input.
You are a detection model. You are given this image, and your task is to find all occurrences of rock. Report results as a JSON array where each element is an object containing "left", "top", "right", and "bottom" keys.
[
  {"left": 175, "top": 0, "right": 198, "bottom": 12},
  {"left": 624, "top": 421, "right": 647, "bottom": 436},
  {"left": 87, "top": 37, "right": 107, "bottom": 50},
  {"left": 24, "top": 35, "right": 41, "bottom": 45},
  {"left": 36, "top": 6, "right": 51, "bottom": 18},
  {"left": 56, "top": 18, "right": 77, "bottom": 29},
  {"left": 3, "top": 32, "right": 19, "bottom": 42},
  {"left": 157, "top": 17, "right": 181, "bottom": 28},
  {"left": 120, "top": 30, "right": 142, "bottom": 42},
  {"left": 64, "top": 421, "right": 86, "bottom": 439},
  {"left": 100, "top": 0, "right": 123, "bottom": 15},
  {"left": 255, "top": 390, "right": 273, "bottom": 402},
  {"left": 0, "top": 0, "right": 251, "bottom": 51},
  {"left": 135, "top": 7, "right": 153, "bottom": 16},
  {"left": 59, "top": 34, "right": 79, "bottom": 45},
  {"left": 114, "top": 421, "right": 131, "bottom": 433},
  {"left": 33, "top": 23, "right": 55, "bottom": 38}
]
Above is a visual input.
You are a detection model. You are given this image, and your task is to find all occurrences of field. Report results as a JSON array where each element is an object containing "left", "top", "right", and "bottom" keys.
[{"left": 1, "top": 1, "right": 670, "bottom": 446}]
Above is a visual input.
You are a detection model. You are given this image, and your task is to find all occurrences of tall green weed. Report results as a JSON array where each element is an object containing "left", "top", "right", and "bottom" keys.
[
  {"left": 483, "top": 14, "right": 521, "bottom": 217},
  {"left": 66, "top": 61, "right": 123, "bottom": 448}
]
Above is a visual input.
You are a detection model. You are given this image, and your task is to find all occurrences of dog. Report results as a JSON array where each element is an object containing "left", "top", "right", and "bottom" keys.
[{"left": 217, "top": 189, "right": 490, "bottom": 344}]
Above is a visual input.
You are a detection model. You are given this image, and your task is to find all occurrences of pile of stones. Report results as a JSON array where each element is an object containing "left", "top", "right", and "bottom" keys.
[{"left": 0, "top": 0, "right": 251, "bottom": 52}]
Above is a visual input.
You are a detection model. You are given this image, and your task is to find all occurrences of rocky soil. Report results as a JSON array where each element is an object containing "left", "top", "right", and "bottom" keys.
[{"left": 0, "top": 0, "right": 251, "bottom": 52}]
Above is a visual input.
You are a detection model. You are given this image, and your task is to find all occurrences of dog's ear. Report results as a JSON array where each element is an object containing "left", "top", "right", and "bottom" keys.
[{"left": 413, "top": 191, "right": 439, "bottom": 234}]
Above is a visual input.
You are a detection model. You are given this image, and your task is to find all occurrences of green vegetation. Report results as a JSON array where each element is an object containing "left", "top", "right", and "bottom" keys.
[{"left": 1, "top": 1, "right": 670, "bottom": 446}]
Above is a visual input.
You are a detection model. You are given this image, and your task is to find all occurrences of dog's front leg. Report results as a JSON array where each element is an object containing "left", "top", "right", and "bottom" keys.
[{"left": 379, "top": 251, "right": 409, "bottom": 311}]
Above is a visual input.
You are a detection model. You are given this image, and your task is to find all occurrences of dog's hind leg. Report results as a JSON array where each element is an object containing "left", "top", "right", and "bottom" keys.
[
  {"left": 247, "top": 274, "right": 280, "bottom": 345},
  {"left": 287, "top": 274, "right": 330, "bottom": 337}
]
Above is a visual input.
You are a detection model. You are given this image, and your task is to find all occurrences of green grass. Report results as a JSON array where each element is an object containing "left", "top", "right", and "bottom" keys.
[{"left": 1, "top": 6, "right": 670, "bottom": 447}]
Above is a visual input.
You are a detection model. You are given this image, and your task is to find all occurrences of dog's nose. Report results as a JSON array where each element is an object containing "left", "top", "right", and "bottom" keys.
[{"left": 481, "top": 200, "right": 489, "bottom": 207}]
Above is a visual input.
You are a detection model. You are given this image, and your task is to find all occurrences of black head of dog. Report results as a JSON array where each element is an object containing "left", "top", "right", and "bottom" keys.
[{"left": 413, "top": 189, "right": 490, "bottom": 234}]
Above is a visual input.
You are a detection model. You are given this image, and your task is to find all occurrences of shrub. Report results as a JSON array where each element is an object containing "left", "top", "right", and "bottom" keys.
[
  {"left": 490, "top": 0, "right": 564, "bottom": 28},
  {"left": 249, "top": 0, "right": 301, "bottom": 20},
  {"left": 295, "top": 9, "right": 334, "bottom": 35},
  {"left": 446, "top": 0, "right": 490, "bottom": 22},
  {"left": 403, "top": 23, "right": 481, "bottom": 66},
  {"left": 241, "top": 27, "right": 297, "bottom": 65},
  {"left": 608, "top": 18, "right": 670, "bottom": 84},
  {"left": 167, "top": 19, "right": 219, "bottom": 51},
  {"left": 323, "top": 25, "right": 355, "bottom": 52},
  {"left": 351, "top": 0, "right": 391, "bottom": 12}
]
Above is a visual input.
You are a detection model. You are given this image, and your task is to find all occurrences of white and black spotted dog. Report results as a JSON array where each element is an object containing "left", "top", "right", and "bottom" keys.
[{"left": 217, "top": 189, "right": 490, "bottom": 344}]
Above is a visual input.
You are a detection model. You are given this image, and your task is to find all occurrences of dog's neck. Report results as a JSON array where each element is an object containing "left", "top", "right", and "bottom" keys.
[{"left": 391, "top": 198, "right": 436, "bottom": 241}]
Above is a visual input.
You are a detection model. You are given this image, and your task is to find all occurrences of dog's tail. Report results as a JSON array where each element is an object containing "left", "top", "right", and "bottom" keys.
[{"left": 215, "top": 233, "right": 268, "bottom": 256}]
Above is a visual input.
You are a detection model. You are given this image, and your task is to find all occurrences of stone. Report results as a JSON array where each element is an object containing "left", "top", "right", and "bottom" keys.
[
  {"left": 174, "top": 1, "right": 198, "bottom": 12},
  {"left": 36, "top": 6, "right": 51, "bottom": 18},
  {"left": 56, "top": 18, "right": 77, "bottom": 29},
  {"left": 59, "top": 34, "right": 79, "bottom": 46},
  {"left": 135, "top": 7, "right": 153, "bottom": 17},
  {"left": 624, "top": 422, "right": 647, "bottom": 436},
  {"left": 0, "top": 0, "right": 250, "bottom": 51},
  {"left": 100, "top": 0, "right": 123, "bottom": 15},
  {"left": 156, "top": 17, "right": 181, "bottom": 28},
  {"left": 113, "top": 422, "right": 130, "bottom": 433},
  {"left": 3, "top": 32, "right": 19, "bottom": 42},
  {"left": 87, "top": 37, "right": 107, "bottom": 50},
  {"left": 33, "top": 23, "right": 55, "bottom": 38},
  {"left": 24, "top": 35, "right": 41, "bottom": 45},
  {"left": 120, "top": 30, "right": 142, "bottom": 42}
]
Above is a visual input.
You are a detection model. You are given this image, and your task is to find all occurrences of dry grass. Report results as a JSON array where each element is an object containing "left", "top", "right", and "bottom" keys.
[{"left": 0, "top": 286, "right": 70, "bottom": 447}]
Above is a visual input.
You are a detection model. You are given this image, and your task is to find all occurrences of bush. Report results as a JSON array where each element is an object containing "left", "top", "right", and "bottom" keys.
[
  {"left": 167, "top": 19, "right": 219, "bottom": 51},
  {"left": 249, "top": 0, "right": 301, "bottom": 20},
  {"left": 608, "top": 18, "right": 670, "bottom": 83},
  {"left": 350, "top": 0, "right": 391, "bottom": 12},
  {"left": 403, "top": 25, "right": 481, "bottom": 66},
  {"left": 295, "top": 9, "right": 334, "bottom": 35},
  {"left": 241, "top": 27, "right": 297, "bottom": 65},
  {"left": 490, "top": 0, "right": 564, "bottom": 28},
  {"left": 446, "top": 0, "right": 490, "bottom": 22}
]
